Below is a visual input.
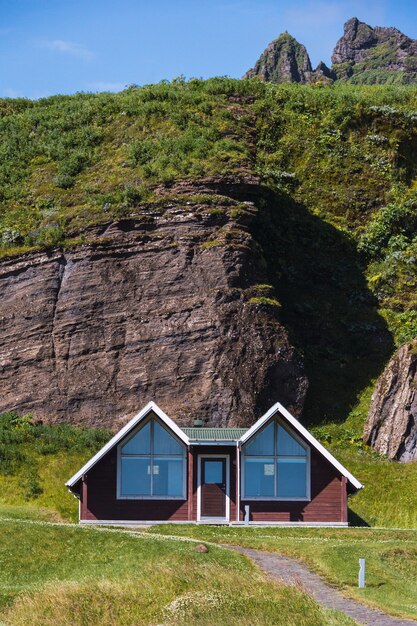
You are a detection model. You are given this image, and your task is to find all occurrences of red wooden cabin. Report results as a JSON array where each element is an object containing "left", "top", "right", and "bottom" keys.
[{"left": 66, "top": 402, "right": 363, "bottom": 525}]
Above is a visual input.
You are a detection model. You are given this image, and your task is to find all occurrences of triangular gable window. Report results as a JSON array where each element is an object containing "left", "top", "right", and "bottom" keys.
[
  {"left": 118, "top": 414, "right": 186, "bottom": 499},
  {"left": 242, "top": 419, "right": 310, "bottom": 500}
]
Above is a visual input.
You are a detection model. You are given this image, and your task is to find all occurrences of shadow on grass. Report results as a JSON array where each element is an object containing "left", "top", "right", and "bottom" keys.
[
  {"left": 348, "top": 508, "right": 370, "bottom": 527},
  {"left": 252, "top": 187, "right": 394, "bottom": 425}
]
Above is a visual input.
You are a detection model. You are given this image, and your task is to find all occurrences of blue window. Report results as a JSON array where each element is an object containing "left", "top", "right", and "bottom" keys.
[
  {"left": 119, "top": 416, "right": 185, "bottom": 498},
  {"left": 243, "top": 420, "right": 309, "bottom": 499}
]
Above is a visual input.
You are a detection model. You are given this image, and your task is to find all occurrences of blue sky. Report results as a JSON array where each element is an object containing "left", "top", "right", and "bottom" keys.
[{"left": 1, "top": 0, "right": 417, "bottom": 99}]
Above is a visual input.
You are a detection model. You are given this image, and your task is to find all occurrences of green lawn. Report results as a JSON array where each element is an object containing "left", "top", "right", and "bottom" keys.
[
  {"left": 151, "top": 525, "right": 417, "bottom": 622},
  {"left": 0, "top": 415, "right": 415, "bottom": 624},
  {"left": 0, "top": 507, "right": 354, "bottom": 626}
]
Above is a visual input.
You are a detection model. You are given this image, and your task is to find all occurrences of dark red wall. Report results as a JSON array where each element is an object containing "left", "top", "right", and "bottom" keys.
[
  {"left": 81, "top": 446, "right": 189, "bottom": 521},
  {"left": 240, "top": 449, "right": 346, "bottom": 523},
  {"left": 79, "top": 442, "right": 346, "bottom": 523}
]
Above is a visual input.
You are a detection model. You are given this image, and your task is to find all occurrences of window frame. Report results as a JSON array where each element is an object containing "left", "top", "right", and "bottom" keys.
[
  {"left": 116, "top": 416, "right": 187, "bottom": 500},
  {"left": 241, "top": 419, "right": 311, "bottom": 501}
]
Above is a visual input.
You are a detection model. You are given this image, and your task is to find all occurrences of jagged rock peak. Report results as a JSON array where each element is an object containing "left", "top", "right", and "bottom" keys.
[
  {"left": 246, "top": 18, "right": 417, "bottom": 85},
  {"left": 332, "top": 17, "right": 417, "bottom": 81},
  {"left": 311, "top": 61, "right": 335, "bottom": 83},
  {"left": 244, "top": 32, "right": 312, "bottom": 83},
  {"left": 364, "top": 341, "right": 417, "bottom": 462}
]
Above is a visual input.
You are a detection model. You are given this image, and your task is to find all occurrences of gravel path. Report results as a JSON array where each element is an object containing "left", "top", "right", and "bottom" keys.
[{"left": 232, "top": 547, "right": 416, "bottom": 626}]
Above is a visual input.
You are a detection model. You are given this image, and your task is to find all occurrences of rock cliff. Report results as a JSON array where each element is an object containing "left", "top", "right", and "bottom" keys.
[
  {"left": 244, "top": 32, "right": 313, "bottom": 83},
  {"left": 245, "top": 17, "right": 417, "bottom": 85},
  {"left": 332, "top": 17, "right": 417, "bottom": 83},
  {"left": 364, "top": 341, "right": 417, "bottom": 462},
  {"left": 0, "top": 180, "right": 307, "bottom": 428}
]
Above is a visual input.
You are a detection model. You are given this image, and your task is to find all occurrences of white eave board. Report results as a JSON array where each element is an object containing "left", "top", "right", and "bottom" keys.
[
  {"left": 239, "top": 403, "right": 364, "bottom": 491},
  {"left": 65, "top": 401, "right": 190, "bottom": 488}
]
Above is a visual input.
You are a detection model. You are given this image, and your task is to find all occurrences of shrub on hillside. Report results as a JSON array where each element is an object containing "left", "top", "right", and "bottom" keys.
[{"left": 0, "top": 412, "right": 111, "bottom": 476}]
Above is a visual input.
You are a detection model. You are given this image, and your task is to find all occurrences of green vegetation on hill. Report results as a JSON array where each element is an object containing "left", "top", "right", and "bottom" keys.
[
  {"left": 2, "top": 80, "right": 417, "bottom": 249},
  {"left": 1, "top": 80, "right": 417, "bottom": 491},
  {"left": 0, "top": 412, "right": 111, "bottom": 521}
]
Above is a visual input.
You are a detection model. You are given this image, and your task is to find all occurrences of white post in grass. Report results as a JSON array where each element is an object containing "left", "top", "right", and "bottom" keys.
[
  {"left": 244, "top": 505, "right": 250, "bottom": 526},
  {"left": 358, "top": 558, "right": 366, "bottom": 588}
]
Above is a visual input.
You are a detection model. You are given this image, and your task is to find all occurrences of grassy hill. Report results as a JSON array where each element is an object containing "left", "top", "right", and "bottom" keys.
[
  {"left": 1, "top": 82, "right": 417, "bottom": 623},
  {"left": 2, "top": 80, "right": 417, "bottom": 430}
]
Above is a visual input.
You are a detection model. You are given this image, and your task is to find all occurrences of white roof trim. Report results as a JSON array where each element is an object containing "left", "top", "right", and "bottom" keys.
[
  {"left": 238, "top": 403, "right": 364, "bottom": 491},
  {"left": 66, "top": 401, "right": 190, "bottom": 488}
]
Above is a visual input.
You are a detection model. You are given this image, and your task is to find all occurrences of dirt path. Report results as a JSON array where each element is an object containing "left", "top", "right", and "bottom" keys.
[{"left": 232, "top": 547, "right": 416, "bottom": 626}]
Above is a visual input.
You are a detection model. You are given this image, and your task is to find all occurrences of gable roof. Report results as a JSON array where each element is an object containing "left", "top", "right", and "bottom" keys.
[
  {"left": 239, "top": 403, "right": 363, "bottom": 491},
  {"left": 66, "top": 400, "right": 363, "bottom": 493},
  {"left": 65, "top": 401, "right": 189, "bottom": 488}
]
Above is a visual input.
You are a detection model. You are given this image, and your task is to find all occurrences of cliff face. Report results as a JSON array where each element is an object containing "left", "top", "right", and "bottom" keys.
[
  {"left": 244, "top": 33, "right": 313, "bottom": 83},
  {"left": 364, "top": 341, "right": 417, "bottom": 462},
  {"left": 0, "top": 182, "right": 307, "bottom": 428}
]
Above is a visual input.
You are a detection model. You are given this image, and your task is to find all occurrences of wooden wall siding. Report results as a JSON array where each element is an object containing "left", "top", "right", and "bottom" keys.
[
  {"left": 82, "top": 447, "right": 189, "bottom": 521},
  {"left": 240, "top": 449, "right": 344, "bottom": 522},
  {"left": 187, "top": 450, "right": 193, "bottom": 521},
  {"left": 190, "top": 446, "right": 237, "bottom": 521},
  {"left": 79, "top": 441, "right": 346, "bottom": 523},
  {"left": 341, "top": 476, "right": 348, "bottom": 523},
  {"left": 201, "top": 484, "right": 226, "bottom": 517}
]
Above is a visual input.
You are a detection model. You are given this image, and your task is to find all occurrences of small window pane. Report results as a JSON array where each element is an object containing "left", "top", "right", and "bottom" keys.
[
  {"left": 245, "top": 422, "right": 275, "bottom": 456},
  {"left": 153, "top": 458, "right": 184, "bottom": 496},
  {"left": 277, "top": 425, "right": 306, "bottom": 456},
  {"left": 120, "top": 457, "right": 151, "bottom": 496},
  {"left": 121, "top": 421, "right": 151, "bottom": 455},
  {"left": 204, "top": 461, "right": 223, "bottom": 484},
  {"left": 244, "top": 457, "right": 275, "bottom": 497},
  {"left": 277, "top": 458, "right": 307, "bottom": 497},
  {"left": 153, "top": 421, "right": 183, "bottom": 455}
]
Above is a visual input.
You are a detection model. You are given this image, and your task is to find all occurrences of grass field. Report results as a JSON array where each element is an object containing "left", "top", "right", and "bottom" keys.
[
  {"left": 151, "top": 525, "right": 417, "bottom": 622},
  {"left": 0, "top": 414, "right": 415, "bottom": 623},
  {"left": 0, "top": 506, "right": 355, "bottom": 626}
]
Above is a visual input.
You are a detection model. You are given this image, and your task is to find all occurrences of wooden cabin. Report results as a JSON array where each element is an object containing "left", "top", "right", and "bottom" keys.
[{"left": 66, "top": 401, "right": 363, "bottom": 526}]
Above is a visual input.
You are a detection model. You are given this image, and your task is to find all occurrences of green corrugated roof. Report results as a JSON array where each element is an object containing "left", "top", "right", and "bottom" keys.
[{"left": 183, "top": 427, "right": 247, "bottom": 441}]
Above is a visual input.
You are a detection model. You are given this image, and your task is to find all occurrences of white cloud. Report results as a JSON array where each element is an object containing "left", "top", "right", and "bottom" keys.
[
  {"left": 40, "top": 39, "right": 95, "bottom": 61},
  {"left": 86, "top": 81, "right": 126, "bottom": 92}
]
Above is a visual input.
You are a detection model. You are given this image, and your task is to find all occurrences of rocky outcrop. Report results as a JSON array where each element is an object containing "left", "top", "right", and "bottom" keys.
[
  {"left": 310, "top": 61, "right": 336, "bottom": 84},
  {"left": 364, "top": 341, "right": 417, "bottom": 461},
  {"left": 245, "top": 17, "right": 417, "bottom": 85},
  {"left": 332, "top": 17, "right": 380, "bottom": 65},
  {"left": 332, "top": 17, "right": 417, "bottom": 82},
  {"left": 0, "top": 182, "right": 307, "bottom": 429},
  {"left": 244, "top": 32, "right": 313, "bottom": 83}
]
